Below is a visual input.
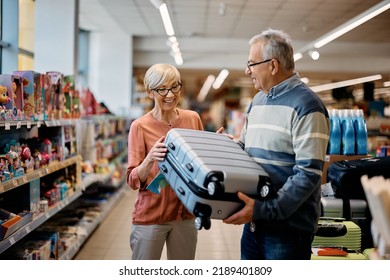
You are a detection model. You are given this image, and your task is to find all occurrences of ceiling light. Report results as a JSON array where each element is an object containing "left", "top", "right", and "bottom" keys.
[
  {"left": 294, "top": 1, "right": 390, "bottom": 61},
  {"left": 198, "top": 75, "right": 215, "bottom": 102},
  {"left": 301, "top": 77, "right": 310, "bottom": 84},
  {"left": 150, "top": 1, "right": 181, "bottom": 65},
  {"left": 309, "top": 50, "right": 320, "bottom": 60},
  {"left": 149, "top": 0, "right": 163, "bottom": 9},
  {"left": 313, "top": 1, "right": 390, "bottom": 48},
  {"left": 294, "top": 53, "right": 303, "bottom": 61},
  {"left": 310, "top": 74, "right": 382, "bottom": 93},
  {"left": 212, "top": 69, "right": 229, "bottom": 89},
  {"left": 174, "top": 53, "right": 183, "bottom": 65},
  {"left": 168, "top": 36, "right": 177, "bottom": 43},
  {"left": 159, "top": 3, "right": 175, "bottom": 36}
]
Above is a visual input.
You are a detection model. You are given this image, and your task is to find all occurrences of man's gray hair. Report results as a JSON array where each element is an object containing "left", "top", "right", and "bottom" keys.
[{"left": 249, "top": 28, "right": 295, "bottom": 71}]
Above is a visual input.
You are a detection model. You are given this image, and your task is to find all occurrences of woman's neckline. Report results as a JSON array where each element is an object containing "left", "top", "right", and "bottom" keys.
[{"left": 150, "top": 108, "right": 179, "bottom": 126}]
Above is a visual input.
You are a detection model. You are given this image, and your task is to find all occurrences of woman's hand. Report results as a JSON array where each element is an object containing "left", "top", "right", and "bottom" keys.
[
  {"left": 137, "top": 136, "right": 167, "bottom": 184},
  {"left": 146, "top": 136, "right": 167, "bottom": 163}
]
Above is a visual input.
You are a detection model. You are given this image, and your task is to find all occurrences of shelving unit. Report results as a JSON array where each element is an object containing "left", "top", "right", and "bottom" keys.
[{"left": 0, "top": 116, "right": 128, "bottom": 259}]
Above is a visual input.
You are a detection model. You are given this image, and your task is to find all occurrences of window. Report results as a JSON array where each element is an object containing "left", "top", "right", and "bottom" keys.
[{"left": 18, "top": 0, "right": 35, "bottom": 70}]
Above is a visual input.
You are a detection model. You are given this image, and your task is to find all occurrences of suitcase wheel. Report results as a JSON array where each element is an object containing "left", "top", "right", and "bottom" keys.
[
  {"left": 207, "top": 181, "right": 217, "bottom": 196},
  {"left": 207, "top": 181, "right": 224, "bottom": 196},
  {"left": 259, "top": 185, "right": 269, "bottom": 198},
  {"left": 194, "top": 216, "right": 211, "bottom": 230}
]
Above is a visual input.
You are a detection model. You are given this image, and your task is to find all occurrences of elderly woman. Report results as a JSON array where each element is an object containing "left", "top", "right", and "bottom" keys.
[{"left": 126, "top": 63, "right": 203, "bottom": 260}]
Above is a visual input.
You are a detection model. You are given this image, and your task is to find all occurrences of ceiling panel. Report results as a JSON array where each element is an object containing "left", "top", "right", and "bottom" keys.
[{"left": 80, "top": 0, "right": 390, "bottom": 99}]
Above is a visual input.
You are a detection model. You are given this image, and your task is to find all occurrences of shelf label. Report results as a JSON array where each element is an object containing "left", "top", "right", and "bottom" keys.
[
  {"left": 26, "top": 226, "right": 31, "bottom": 234},
  {"left": 9, "top": 237, "right": 15, "bottom": 245},
  {"left": 27, "top": 121, "right": 31, "bottom": 129},
  {"left": 16, "top": 122, "right": 21, "bottom": 129},
  {"left": 45, "top": 212, "right": 50, "bottom": 219},
  {"left": 5, "top": 123, "right": 11, "bottom": 130}
]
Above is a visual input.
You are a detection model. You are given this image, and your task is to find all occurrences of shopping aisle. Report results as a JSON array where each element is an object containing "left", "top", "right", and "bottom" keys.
[{"left": 74, "top": 186, "right": 243, "bottom": 260}]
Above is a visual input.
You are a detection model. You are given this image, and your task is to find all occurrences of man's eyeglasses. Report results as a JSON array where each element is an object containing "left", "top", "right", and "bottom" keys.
[
  {"left": 246, "top": 59, "right": 272, "bottom": 70},
  {"left": 152, "top": 83, "right": 182, "bottom": 97}
]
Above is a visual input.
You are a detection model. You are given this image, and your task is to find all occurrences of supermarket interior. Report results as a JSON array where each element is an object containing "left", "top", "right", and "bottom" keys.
[{"left": 0, "top": 0, "right": 390, "bottom": 262}]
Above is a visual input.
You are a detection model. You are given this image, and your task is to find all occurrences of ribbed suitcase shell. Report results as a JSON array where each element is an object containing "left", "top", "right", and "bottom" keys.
[{"left": 158, "top": 128, "right": 272, "bottom": 229}]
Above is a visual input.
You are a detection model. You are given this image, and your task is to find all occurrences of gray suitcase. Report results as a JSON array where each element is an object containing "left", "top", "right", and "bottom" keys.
[{"left": 158, "top": 128, "right": 274, "bottom": 230}]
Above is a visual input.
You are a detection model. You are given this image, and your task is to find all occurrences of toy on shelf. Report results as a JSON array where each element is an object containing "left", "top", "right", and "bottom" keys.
[
  {"left": 13, "top": 71, "right": 36, "bottom": 121},
  {"left": 20, "top": 144, "right": 34, "bottom": 174},
  {"left": 0, "top": 155, "right": 13, "bottom": 182},
  {"left": 0, "top": 74, "right": 23, "bottom": 121},
  {"left": 0, "top": 83, "right": 11, "bottom": 120}
]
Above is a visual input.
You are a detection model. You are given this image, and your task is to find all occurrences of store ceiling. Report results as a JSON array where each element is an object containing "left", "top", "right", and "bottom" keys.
[{"left": 79, "top": 0, "right": 390, "bottom": 101}]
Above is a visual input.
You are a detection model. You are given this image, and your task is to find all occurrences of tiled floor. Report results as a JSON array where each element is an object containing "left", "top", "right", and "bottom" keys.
[{"left": 74, "top": 186, "right": 243, "bottom": 260}]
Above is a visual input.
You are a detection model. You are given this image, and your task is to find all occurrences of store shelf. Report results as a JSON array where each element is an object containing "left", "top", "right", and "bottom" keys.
[
  {"left": 0, "top": 155, "right": 82, "bottom": 195},
  {"left": 58, "top": 183, "right": 126, "bottom": 260},
  {"left": 0, "top": 114, "right": 128, "bottom": 259},
  {"left": 0, "top": 119, "right": 80, "bottom": 128},
  {"left": 0, "top": 189, "right": 83, "bottom": 254}
]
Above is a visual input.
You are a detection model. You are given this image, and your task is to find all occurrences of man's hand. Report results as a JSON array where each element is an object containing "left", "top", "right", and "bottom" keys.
[
  {"left": 216, "top": 127, "right": 234, "bottom": 140},
  {"left": 223, "top": 192, "right": 255, "bottom": 225}
]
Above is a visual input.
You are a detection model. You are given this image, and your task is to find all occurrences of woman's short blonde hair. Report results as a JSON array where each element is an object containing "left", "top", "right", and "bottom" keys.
[{"left": 144, "top": 63, "right": 181, "bottom": 91}]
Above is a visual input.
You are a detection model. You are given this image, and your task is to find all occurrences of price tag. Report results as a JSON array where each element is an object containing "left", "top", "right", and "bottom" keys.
[
  {"left": 45, "top": 212, "right": 50, "bottom": 219},
  {"left": 27, "top": 121, "right": 31, "bottom": 129},
  {"left": 37, "top": 121, "right": 42, "bottom": 128},
  {"left": 16, "top": 122, "right": 22, "bottom": 129},
  {"left": 26, "top": 226, "right": 31, "bottom": 234},
  {"left": 9, "top": 237, "right": 16, "bottom": 245},
  {"left": 5, "top": 123, "right": 11, "bottom": 130}
]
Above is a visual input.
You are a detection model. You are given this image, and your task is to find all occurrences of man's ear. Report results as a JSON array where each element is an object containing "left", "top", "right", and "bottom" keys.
[{"left": 271, "top": 59, "right": 279, "bottom": 75}]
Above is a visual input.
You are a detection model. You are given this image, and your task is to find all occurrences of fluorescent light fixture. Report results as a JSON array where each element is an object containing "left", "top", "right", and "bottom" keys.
[
  {"left": 174, "top": 53, "right": 183, "bottom": 65},
  {"left": 294, "top": 1, "right": 390, "bottom": 61},
  {"left": 168, "top": 36, "right": 177, "bottom": 43},
  {"left": 159, "top": 3, "right": 175, "bottom": 36},
  {"left": 212, "top": 69, "right": 229, "bottom": 90},
  {"left": 301, "top": 77, "right": 310, "bottom": 84},
  {"left": 310, "top": 74, "right": 382, "bottom": 93},
  {"left": 313, "top": 1, "right": 390, "bottom": 48},
  {"left": 294, "top": 53, "right": 303, "bottom": 61},
  {"left": 149, "top": 0, "right": 163, "bottom": 9},
  {"left": 197, "top": 75, "right": 215, "bottom": 102}
]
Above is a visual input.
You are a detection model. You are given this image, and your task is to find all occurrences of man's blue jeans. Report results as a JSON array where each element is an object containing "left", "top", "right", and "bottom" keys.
[{"left": 240, "top": 223, "right": 314, "bottom": 260}]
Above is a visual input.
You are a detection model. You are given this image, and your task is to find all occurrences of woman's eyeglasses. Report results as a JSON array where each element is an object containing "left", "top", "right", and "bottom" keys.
[{"left": 152, "top": 83, "right": 182, "bottom": 97}]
